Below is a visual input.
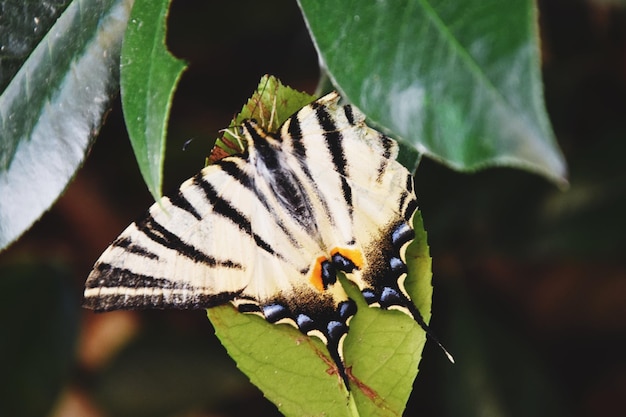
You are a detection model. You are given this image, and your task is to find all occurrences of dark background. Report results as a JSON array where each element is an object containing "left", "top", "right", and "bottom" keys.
[{"left": 1, "top": 0, "right": 625, "bottom": 416}]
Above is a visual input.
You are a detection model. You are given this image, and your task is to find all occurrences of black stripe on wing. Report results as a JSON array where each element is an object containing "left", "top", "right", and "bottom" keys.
[
  {"left": 245, "top": 121, "right": 319, "bottom": 231},
  {"left": 405, "top": 198, "right": 418, "bottom": 222},
  {"left": 343, "top": 104, "right": 355, "bottom": 126},
  {"left": 192, "top": 173, "right": 279, "bottom": 258},
  {"left": 88, "top": 263, "right": 186, "bottom": 289},
  {"left": 112, "top": 236, "right": 159, "bottom": 260},
  {"left": 169, "top": 191, "right": 202, "bottom": 220},
  {"left": 287, "top": 111, "right": 305, "bottom": 159},
  {"left": 217, "top": 158, "right": 301, "bottom": 248},
  {"left": 395, "top": 172, "right": 418, "bottom": 222},
  {"left": 135, "top": 214, "right": 240, "bottom": 268},
  {"left": 282, "top": 115, "right": 334, "bottom": 231},
  {"left": 313, "top": 104, "right": 353, "bottom": 214},
  {"left": 376, "top": 134, "right": 395, "bottom": 183},
  {"left": 84, "top": 264, "right": 243, "bottom": 311},
  {"left": 406, "top": 171, "right": 415, "bottom": 194}
]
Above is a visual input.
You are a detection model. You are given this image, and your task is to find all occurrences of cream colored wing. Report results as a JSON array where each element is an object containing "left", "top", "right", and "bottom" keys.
[
  {"left": 276, "top": 92, "right": 422, "bottom": 319},
  {"left": 84, "top": 153, "right": 348, "bottom": 314}
]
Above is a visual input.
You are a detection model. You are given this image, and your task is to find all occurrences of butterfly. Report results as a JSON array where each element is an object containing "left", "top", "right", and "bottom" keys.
[{"left": 83, "top": 91, "right": 451, "bottom": 388}]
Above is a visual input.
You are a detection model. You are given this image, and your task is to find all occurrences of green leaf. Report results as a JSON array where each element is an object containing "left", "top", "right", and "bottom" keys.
[
  {"left": 209, "top": 306, "right": 354, "bottom": 416},
  {"left": 210, "top": 212, "right": 430, "bottom": 416},
  {"left": 298, "top": 0, "right": 567, "bottom": 185},
  {"left": 0, "top": 0, "right": 134, "bottom": 250},
  {"left": 208, "top": 75, "right": 316, "bottom": 162},
  {"left": 120, "top": 0, "right": 187, "bottom": 201}
]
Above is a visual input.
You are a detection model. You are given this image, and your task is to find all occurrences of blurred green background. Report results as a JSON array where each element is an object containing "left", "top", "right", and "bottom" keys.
[{"left": 1, "top": 0, "right": 625, "bottom": 416}]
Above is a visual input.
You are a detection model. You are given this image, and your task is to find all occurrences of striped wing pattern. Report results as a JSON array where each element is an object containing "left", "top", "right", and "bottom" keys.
[{"left": 84, "top": 92, "right": 423, "bottom": 387}]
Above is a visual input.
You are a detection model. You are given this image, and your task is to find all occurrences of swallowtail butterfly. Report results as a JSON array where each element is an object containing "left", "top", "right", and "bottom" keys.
[{"left": 84, "top": 90, "right": 451, "bottom": 388}]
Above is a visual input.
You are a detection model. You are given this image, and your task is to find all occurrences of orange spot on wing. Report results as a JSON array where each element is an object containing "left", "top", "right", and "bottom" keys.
[
  {"left": 331, "top": 247, "right": 364, "bottom": 269},
  {"left": 310, "top": 256, "right": 327, "bottom": 291}
]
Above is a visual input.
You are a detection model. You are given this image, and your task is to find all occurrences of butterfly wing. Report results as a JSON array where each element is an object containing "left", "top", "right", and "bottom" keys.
[
  {"left": 279, "top": 92, "right": 420, "bottom": 317},
  {"left": 84, "top": 154, "right": 340, "bottom": 310},
  {"left": 84, "top": 134, "right": 356, "bottom": 382},
  {"left": 85, "top": 161, "right": 245, "bottom": 310}
]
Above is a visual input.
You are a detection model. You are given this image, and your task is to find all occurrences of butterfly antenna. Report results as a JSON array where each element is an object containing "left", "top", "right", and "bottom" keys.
[
  {"left": 219, "top": 127, "right": 245, "bottom": 151},
  {"left": 182, "top": 138, "right": 194, "bottom": 151}
]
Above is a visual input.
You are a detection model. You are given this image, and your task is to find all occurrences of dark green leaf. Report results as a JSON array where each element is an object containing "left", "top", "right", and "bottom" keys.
[
  {"left": 0, "top": 0, "right": 133, "bottom": 250},
  {"left": 298, "top": 0, "right": 567, "bottom": 185},
  {"left": 120, "top": 0, "right": 187, "bottom": 200},
  {"left": 0, "top": 0, "right": 72, "bottom": 91}
]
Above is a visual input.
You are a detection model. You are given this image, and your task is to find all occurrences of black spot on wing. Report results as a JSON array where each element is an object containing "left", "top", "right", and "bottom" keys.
[
  {"left": 405, "top": 198, "right": 418, "bottom": 222},
  {"left": 391, "top": 222, "right": 414, "bottom": 246},
  {"left": 397, "top": 177, "right": 418, "bottom": 222},
  {"left": 343, "top": 104, "right": 355, "bottom": 125},
  {"left": 237, "top": 302, "right": 261, "bottom": 314},
  {"left": 381, "top": 134, "right": 394, "bottom": 160},
  {"left": 331, "top": 252, "right": 357, "bottom": 273}
]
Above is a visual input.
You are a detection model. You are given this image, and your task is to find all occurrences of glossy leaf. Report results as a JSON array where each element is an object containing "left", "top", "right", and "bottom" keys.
[
  {"left": 120, "top": 0, "right": 187, "bottom": 200},
  {"left": 0, "top": 0, "right": 133, "bottom": 250},
  {"left": 298, "top": 0, "right": 567, "bottom": 185},
  {"left": 0, "top": 1, "right": 72, "bottom": 91}
]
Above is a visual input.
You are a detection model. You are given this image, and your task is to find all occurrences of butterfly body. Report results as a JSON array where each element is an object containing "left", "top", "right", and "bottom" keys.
[{"left": 84, "top": 92, "right": 429, "bottom": 387}]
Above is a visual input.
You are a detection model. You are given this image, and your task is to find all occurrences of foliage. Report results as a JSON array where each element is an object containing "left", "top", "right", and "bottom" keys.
[
  {"left": 0, "top": 0, "right": 571, "bottom": 416},
  {"left": 0, "top": 0, "right": 565, "bottom": 251},
  {"left": 120, "top": 0, "right": 186, "bottom": 201},
  {"left": 0, "top": 0, "right": 134, "bottom": 248}
]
